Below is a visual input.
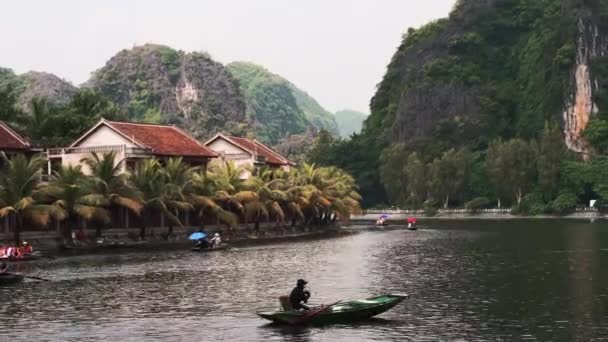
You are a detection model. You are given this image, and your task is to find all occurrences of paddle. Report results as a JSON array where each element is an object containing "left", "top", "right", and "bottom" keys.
[
  {"left": 20, "top": 274, "right": 50, "bottom": 282},
  {"left": 291, "top": 300, "right": 342, "bottom": 325}
]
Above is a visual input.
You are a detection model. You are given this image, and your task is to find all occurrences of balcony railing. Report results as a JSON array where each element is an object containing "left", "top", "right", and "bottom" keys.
[
  {"left": 223, "top": 153, "right": 251, "bottom": 161},
  {"left": 47, "top": 145, "right": 150, "bottom": 157},
  {"left": 254, "top": 155, "right": 266, "bottom": 163}
]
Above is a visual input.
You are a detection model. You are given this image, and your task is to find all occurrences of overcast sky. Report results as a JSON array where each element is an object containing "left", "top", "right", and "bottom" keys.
[{"left": 1, "top": 0, "right": 456, "bottom": 114}]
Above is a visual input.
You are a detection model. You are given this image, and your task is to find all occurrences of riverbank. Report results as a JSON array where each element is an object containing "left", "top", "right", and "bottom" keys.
[
  {"left": 351, "top": 208, "right": 607, "bottom": 223},
  {"left": 0, "top": 224, "right": 354, "bottom": 257}
]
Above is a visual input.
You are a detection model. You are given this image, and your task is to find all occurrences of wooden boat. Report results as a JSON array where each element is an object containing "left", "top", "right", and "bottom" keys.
[
  {"left": 0, "top": 253, "right": 41, "bottom": 262},
  {"left": 0, "top": 273, "right": 25, "bottom": 286},
  {"left": 191, "top": 245, "right": 229, "bottom": 253},
  {"left": 256, "top": 293, "right": 408, "bottom": 325}
]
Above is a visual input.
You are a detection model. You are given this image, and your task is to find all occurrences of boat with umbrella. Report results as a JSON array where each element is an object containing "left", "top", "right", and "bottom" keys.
[{"left": 256, "top": 293, "right": 409, "bottom": 325}]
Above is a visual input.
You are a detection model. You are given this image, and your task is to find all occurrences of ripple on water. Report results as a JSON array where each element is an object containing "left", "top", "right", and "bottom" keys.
[{"left": 2, "top": 221, "right": 608, "bottom": 341}]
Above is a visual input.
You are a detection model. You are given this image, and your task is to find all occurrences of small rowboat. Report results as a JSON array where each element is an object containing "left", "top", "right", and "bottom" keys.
[
  {"left": 256, "top": 293, "right": 408, "bottom": 325},
  {"left": 0, "top": 273, "right": 25, "bottom": 286},
  {"left": 191, "top": 245, "right": 229, "bottom": 253}
]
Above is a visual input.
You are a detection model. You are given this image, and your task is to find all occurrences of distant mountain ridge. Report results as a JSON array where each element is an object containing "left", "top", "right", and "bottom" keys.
[
  {"left": 226, "top": 61, "right": 339, "bottom": 144},
  {"left": 334, "top": 109, "right": 367, "bottom": 138},
  {"left": 0, "top": 44, "right": 340, "bottom": 146}
]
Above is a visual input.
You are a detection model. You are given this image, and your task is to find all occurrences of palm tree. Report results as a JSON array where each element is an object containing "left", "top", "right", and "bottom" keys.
[
  {"left": 81, "top": 152, "right": 143, "bottom": 237},
  {"left": 190, "top": 170, "right": 237, "bottom": 227},
  {"left": 208, "top": 161, "right": 257, "bottom": 224},
  {"left": 241, "top": 176, "right": 286, "bottom": 230},
  {"left": 161, "top": 158, "right": 196, "bottom": 236},
  {"left": 297, "top": 163, "right": 361, "bottom": 224},
  {"left": 129, "top": 159, "right": 190, "bottom": 239},
  {"left": 0, "top": 153, "right": 52, "bottom": 245},
  {"left": 43, "top": 165, "right": 111, "bottom": 245}
]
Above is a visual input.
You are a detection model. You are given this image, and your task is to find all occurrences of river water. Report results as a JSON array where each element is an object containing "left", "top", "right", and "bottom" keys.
[{"left": 2, "top": 220, "right": 608, "bottom": 341}]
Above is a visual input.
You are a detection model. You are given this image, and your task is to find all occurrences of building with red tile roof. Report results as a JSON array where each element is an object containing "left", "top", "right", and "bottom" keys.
[
  {"left": 48, "top": 119, "right": 217, "bottom": 174},
  {"left": 0, "top": 121, "right": 36, "bottom": 153},
  {"left": 204, "top": 133, "right": 294, "bottom": 175}
]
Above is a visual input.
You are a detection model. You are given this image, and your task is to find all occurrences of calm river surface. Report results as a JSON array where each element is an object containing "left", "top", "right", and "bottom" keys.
[{"left": 2, "top": 220, "right": 608, "bottom": 341}]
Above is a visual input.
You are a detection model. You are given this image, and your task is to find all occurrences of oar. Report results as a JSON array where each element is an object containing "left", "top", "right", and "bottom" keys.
[
  {"left": 21, "top": 274, "right": 50, "bottom": 282},
  {"left": 291, "top": 300, "right": 341, "bottom": 325}
]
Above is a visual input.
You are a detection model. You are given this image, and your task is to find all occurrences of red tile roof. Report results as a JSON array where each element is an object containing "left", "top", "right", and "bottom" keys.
[
  {"left": 0, "top": 121, "right": 31, "bottom": 151},
  {"left": 105, "top": 120, "right": 218, "bottom": 158},
  {"left": 227, "top": 136, "right": 293, "bottom": 166}
]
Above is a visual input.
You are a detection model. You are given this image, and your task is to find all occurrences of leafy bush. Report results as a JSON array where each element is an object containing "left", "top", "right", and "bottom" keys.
[
  {"left": 423, "top": 200, "right": 438, "bottom": 217},
  {"left": 465, "top": 197, "right": 490, "bottom": 211},
  {"left": 515, "top": 192, "right": 546, "bottom": 216},
  {"left": 548, "top": 192, "right": 578, "bottom": 215}
]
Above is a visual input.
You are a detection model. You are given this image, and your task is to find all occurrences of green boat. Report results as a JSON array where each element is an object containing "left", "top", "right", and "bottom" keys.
[
  {"left": 0, "top": 273, "right": 24, "bottom": 286},
  {"left": 256, "top": 293, "right": 409, "bottom": 325}
]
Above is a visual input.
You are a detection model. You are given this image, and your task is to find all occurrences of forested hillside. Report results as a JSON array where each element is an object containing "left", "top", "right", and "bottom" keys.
[
  {"left": 309, "top": 0, "right": 608, "bottom": 212},
  {"left": 227, "top": 62, "right": 338, "bottom": 144},
  {"left": 0, "top": 45, "right": 338, "bottom": 148}
]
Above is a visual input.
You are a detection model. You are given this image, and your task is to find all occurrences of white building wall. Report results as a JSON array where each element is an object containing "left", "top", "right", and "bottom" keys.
[
  {"left": 54, "top": 125, "right": 133, "bottom": 175},
  {"left": 76, "top": 126, "right": 137, "bottom": 148},
  {"left": 207, "top": 139, "right": 248, "bottom": 155}
]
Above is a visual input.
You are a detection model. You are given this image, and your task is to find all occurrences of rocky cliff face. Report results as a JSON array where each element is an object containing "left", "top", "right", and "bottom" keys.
[
  {"left": 87, "top": 44, "right": 249, "bottom": 139},
  {"left": 368, "top": 0, "right": 608, "bottom": 153},
  {"left": 18, "top": 71, "right": 77, "bottom": 110},
  {"left": 0, "top": 69, "right": 77, "bottom": 111},
  {"left": 562, "top": 8, "right": 608, "bottom": 152}
]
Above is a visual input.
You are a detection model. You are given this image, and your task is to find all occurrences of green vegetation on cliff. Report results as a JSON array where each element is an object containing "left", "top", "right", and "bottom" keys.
[
  {"left": 87, "top": 44, "right": 249, "bottom": 139},
  {"left": 227, "top": 62, "right": 338, "bottom": 144},
  {"left": 309, "top": 0, "right": 608, "bottom": 212}
]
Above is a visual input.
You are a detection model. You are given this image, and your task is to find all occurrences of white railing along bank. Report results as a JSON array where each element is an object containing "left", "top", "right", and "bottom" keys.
[{"left": 362, "top": 207, "right": 599, "bottom": 215}]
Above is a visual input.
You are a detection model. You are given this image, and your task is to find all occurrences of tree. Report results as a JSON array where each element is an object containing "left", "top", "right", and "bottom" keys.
[
  {"left": 379, "top": 144, "right": 408, "bottom": 206},
  {"left": 428, "top": 148, "right": 470, "bottom": 208},
  {"left": 404, "top": 152, "right": 427, "bottom": 207},
  {"left": 537, "top": 121, "right": 566, "bottom": 201},
  {"left": 486, "top": 138, "right": 537, "bottom": 207},
  {"left": 81, "top": 152, "right": 143, "bottom": 237},
  {"left": 129, "top": 159, "right": 189, "bottom": 239},
  {"left": 43, "top": 165, "right": 110, "bottom": 245},
  {"left": 0, "top": 154, "right": 52, "bottom": 245}
]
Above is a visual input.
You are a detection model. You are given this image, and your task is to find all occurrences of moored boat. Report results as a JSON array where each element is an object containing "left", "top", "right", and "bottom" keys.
[
  {"left": 0, "top": 273, "right": 25, "bottom": 286},
  {"left": 192, "top": 245, "right": 229, "bottom": 253},
  {"left": 256, "top": 293, "right": 408, "bottom": 325}
]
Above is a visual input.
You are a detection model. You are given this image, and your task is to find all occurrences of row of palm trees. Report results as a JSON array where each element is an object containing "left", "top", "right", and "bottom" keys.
[{"left": 0, "top": 152, "right": 362, "bottom": 245}]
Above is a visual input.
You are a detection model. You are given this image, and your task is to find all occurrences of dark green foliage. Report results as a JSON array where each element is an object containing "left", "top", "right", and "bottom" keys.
[
  {"left": 227, "top": 62, "right": 338, "bottom": 144},
  {"left": 537, "top": 121, "right": 567, "bottom": 200},
  {"left": 3, "top": 89, "right": 126, "bottom": 147},
  {"left": 548, "top": 192, "right": 578, "bottom": 214},
  {"left": 516, "top": 192, "right": 546, "bottom": 216},
  {"left": 465, "top": 197, "right": 491, "bottom": 211}
]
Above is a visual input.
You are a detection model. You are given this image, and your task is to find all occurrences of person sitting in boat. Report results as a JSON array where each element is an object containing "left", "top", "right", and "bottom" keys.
[
  {"left": 289, "top": 279, "right": 311, "bottom": 311},
  {"left": 22, "top": 241, "right": 33, "bottom": 255},
  {"left": 210, "top": 233, "right": 222, "bottom": 248},
  {"left": 376, "top": 217, "right": 385, "bottom": 226},
  {"left": 195, "top": 237, "right": 210, "bottom": 250}
]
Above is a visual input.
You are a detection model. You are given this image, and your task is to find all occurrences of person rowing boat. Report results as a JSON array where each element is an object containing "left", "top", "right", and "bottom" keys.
[{"left": 289, "top": 279, "right": 311, "bottom": 311}]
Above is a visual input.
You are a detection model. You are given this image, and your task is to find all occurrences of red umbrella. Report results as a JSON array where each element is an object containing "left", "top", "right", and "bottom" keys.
[{"left": 407, "top": 217, "right": 417, "bottom": 224}]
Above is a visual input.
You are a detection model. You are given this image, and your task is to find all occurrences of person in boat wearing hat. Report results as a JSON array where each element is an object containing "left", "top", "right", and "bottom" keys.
[
  {"left": 289, "top": 279, "right": 311, "bottom": 311},
  {"left": 210, "top": 233, "right": 222, "bottom": 248}
]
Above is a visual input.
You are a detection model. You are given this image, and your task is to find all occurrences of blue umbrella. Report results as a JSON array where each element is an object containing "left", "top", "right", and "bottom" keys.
[
  {"left": 379, "top": 214, "right": 390, "bottom": 219},
  {"left": 189, "top": 232, "right": 207, "bottom": 240}
]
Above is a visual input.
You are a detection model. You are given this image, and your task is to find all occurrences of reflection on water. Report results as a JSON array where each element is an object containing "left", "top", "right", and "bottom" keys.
[{"left": 1, "top": 220, "right": 608, "bottom": 341}]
